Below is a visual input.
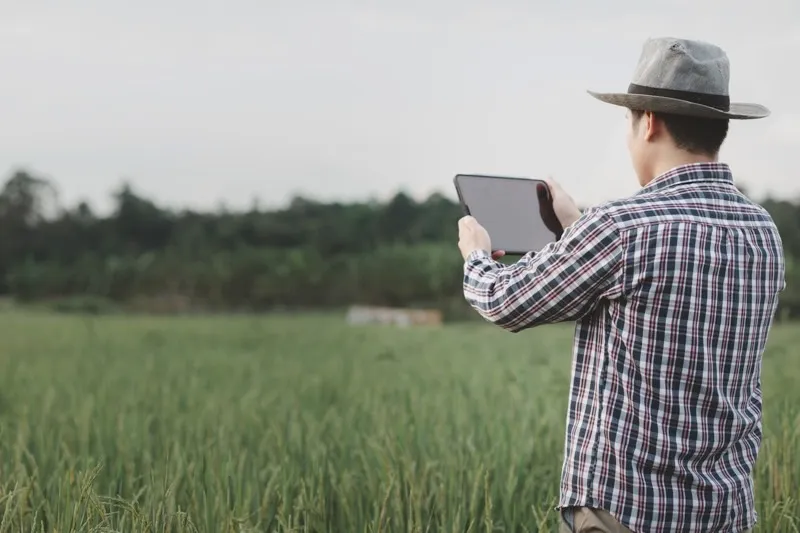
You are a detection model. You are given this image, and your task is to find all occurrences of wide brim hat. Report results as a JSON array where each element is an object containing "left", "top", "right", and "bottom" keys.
[{"left": 588, "top": 37, "right": 770, "bottom": 120}]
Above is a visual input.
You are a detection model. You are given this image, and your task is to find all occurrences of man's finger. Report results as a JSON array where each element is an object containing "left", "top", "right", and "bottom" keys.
[
  {"left": 542, "top": 176, "right": 576, "bottom": 203},
  {"left": 459, "top": 215, "right": 478, "bottom": 228},
  {"left": 491, "top": 250, "right": 506, "bottom": 260},
  {"left": 541, "top": 176, "right": 562, "bottom": 193}
]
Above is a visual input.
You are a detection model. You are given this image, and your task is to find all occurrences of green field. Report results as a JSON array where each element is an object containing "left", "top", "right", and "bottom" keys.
[{"left": 0, "top": 311, "right": 797, "bottom": 532}]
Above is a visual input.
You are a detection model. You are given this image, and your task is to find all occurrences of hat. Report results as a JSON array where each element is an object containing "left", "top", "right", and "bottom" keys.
[{"left": 588, "top": 37, "right": 769, "bottom": 120}]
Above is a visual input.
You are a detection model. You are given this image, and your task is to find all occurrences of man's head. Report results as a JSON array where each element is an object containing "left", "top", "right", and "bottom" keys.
[
  {"left": 625, "top": 109, "right": 730, "bottom": 186},
  {"left": 587, "top": 37, "right": 768, "bottom": 186}
]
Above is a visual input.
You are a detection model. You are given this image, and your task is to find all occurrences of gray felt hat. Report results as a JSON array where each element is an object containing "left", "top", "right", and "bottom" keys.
[{"left": 588, "top": 37, "right": 769, "bottom": 120}]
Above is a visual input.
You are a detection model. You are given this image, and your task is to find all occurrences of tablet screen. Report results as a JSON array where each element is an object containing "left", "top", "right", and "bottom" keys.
[{"left": 455, "top": 175, "right": 562, "bottom": 254}]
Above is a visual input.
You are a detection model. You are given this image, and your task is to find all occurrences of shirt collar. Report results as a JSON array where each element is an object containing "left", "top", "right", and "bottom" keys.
[{"left": 637, "top": 162, "right": 734, "bottom": 195}]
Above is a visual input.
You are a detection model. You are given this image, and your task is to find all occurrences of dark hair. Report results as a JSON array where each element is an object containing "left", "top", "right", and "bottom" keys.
[{"left": 631, "top": 109, "right": 729, "bottom": 156}]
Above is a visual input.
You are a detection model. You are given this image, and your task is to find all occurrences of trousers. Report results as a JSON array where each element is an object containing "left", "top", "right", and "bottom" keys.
[{"left": 559, "top": 507, "right": 752, "bottom": 533}]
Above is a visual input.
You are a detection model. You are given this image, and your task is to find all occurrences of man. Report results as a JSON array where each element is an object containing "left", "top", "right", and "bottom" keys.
[{"left": 457, "top": 37, "right": 785, "bottom": 533}]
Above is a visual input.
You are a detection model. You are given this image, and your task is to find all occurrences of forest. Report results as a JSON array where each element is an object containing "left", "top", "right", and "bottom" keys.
[{"left": 1, "top": 168, "right": 799, "bottom": 320}]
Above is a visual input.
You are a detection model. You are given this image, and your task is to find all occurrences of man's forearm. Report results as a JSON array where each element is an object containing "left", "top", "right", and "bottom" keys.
[
  {"left": 462, "top": 210, "right": 624, "bottom": 331},
  {"left": 462, "top": 249, "right": 549, "bottom": 332}
]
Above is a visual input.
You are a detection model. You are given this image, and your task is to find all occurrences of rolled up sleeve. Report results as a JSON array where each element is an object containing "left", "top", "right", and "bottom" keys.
[{"left": 462, "top": 208, "right": 624, "bottom": 332}]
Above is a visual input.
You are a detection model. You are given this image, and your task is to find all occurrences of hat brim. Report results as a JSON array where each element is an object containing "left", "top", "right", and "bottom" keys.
[{"left": 587, "top": 90, "right": 770, "bottom": 120}]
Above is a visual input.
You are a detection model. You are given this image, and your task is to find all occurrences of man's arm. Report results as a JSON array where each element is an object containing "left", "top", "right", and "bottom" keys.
[{"left": 462, "top": 208, "right": 624, "bottom": 332}]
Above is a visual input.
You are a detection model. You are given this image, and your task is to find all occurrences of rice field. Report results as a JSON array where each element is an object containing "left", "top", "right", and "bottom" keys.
[{"left": 0, "top": 311, "right": 797, "bottom": 532}]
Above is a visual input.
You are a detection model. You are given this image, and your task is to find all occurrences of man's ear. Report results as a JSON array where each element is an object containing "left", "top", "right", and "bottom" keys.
[{"left": 642, "top": 111, "right": 657, "bottom": 142}]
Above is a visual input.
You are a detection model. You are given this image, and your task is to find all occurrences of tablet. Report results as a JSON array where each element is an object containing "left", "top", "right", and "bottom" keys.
[{"left": 453, "top": 174, "right": 563, "bottom": 255}]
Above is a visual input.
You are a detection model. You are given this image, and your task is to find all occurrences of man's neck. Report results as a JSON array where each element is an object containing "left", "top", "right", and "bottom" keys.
[{"left": 646, "top": 152, "right": 719, "bottom": 186}]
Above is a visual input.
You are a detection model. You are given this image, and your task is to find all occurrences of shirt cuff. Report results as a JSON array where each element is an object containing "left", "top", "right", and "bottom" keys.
[{"left": 465, "top": 249, "right": 492, "bottom": 263}]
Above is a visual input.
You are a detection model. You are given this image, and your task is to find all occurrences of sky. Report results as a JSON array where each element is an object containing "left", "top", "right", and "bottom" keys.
[{"left": 0, "top": 1, "right": 798, "bottom": 214}]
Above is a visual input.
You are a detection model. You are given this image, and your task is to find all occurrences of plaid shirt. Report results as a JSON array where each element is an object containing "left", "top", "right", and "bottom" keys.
[{"left": 463, "top": 163, "right": 785, "bottom": 533}]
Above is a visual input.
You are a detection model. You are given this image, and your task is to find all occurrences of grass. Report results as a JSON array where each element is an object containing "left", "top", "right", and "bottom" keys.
[{"left": 0, "top": 310, "right": 797, "bottom": 532}]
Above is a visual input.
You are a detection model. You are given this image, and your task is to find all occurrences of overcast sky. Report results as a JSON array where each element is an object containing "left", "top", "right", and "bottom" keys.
[{"left": 0, "top": 1, "right": 797, "bottom": 213}]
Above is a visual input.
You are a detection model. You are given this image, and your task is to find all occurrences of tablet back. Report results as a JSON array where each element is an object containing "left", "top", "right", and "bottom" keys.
[{"left": 454, "top": 174, "right": 562, "bottom": 255}]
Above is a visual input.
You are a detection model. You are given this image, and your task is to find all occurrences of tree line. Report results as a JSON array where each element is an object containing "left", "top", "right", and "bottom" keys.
[{"left": 1, "top": 168, "right": 799, "bottom": 320}]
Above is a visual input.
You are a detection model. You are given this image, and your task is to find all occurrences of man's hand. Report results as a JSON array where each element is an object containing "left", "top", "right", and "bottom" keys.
[
  {"left": 458, "top": 216, "right": 505, "bottom": 260},
  {"left": 542, "top": 177, "right": 582, "bottom": 228}
]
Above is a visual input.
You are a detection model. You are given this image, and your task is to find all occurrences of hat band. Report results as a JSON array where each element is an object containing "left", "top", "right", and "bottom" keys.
[{"left": 628, "top": 83, "right": 730, "bottom": 111}]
